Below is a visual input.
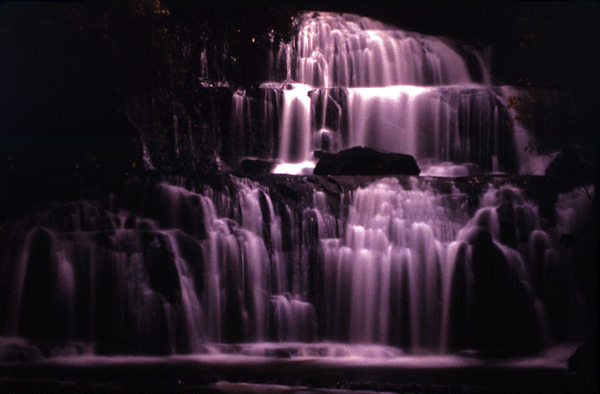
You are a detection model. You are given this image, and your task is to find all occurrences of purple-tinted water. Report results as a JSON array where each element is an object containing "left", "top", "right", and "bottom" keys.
[
  {"left": 227, "top": 12, "right": 551, "bottom": 176},
  {"left": 1, "top": 175, "right": 592, "bottom": 358},
  {"left": 0, "top": 15, "right": 594, "bottom": 394}
]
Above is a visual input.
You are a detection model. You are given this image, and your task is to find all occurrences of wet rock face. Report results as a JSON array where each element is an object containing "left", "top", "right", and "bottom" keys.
[
  {"left": 468, "top": 228, "right": 512, "bottom": 352},
  {"left": 467, "top": 227, "right": 542, "bottom": 356},
  {"left": 313, "top": 147, "right": 420, "bottom": 176},
  {"left": 19, "top": 229, "right": 63, "bottom": 342}
]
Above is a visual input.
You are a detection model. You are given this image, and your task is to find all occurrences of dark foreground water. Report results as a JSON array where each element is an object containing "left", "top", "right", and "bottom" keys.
[{"left": 0, "top": 343, "right": 594, "bottom": 394}]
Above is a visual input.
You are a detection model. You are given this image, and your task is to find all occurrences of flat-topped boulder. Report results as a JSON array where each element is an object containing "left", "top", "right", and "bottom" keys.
[{"left": 313, "top": 146, "right": 420, "bottom": 176}]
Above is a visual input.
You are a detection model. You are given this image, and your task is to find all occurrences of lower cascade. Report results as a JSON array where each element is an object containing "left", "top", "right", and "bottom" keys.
[{"left": 0, "top": 175, "right": 592, "bottom": 357}]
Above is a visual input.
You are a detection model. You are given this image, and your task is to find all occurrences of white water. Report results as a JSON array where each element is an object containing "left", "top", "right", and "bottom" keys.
[
  {"left": 277, "top": 83, "right": 313, "bottom": 165},
  {"left": 230, "top": 12, "right": 544, "bottom": 175},
  {"left": 276, "top": 12, "right": 487, "bottom": 88},
  {"left": 1, "top": 175, "right": 591, "bottom": 356},
  {"left": 0, "top": 11, "right": 591, "bottom": 362}
]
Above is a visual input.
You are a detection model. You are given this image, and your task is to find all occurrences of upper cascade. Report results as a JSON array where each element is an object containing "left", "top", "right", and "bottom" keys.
[{"left": 274, "top": 12, "right": 490, "bottom": 87}]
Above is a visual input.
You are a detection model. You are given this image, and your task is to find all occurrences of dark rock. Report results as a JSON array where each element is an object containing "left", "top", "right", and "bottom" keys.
[
  {"left": 19, "top": 228, "right": 71, "bottom": 342},
  {"left": 545, "top": 147, "right": 596, "bottom": 186},
  {"left": 313, "top": 146, "right": 420, "bottom": 176},
  {"left": 447, "top": 242, "right": 470, "bottom": 351},
  {"left": 142, "top": 233, "right": 181, "bottom": 305},
  {"left": 468, "top": 228, "right": 519, "bottom": 354},
  {"left": 569, "top": 336, "right": 599, "bottom": 375},
  {"left": 124, "top": 214, "right": 137, "bottom": 229},
  {"left": 238, "top": 158, "right": 275, "bottom": 174},
  {"left": 496, "top": 188, "right": 519, "bottom": 248},
  {"left": 568, "top": 335, "right": 599, "bottom": 393},
  {"left": 497, "top": 202, "right": 518, "bottom": 248},
  {"left": 94, "top": 247, "right": 174, "bottom": 356},
  {"left": 0, "top": 337, "right": 43, "bottom": 363},
  {"left": 265, "top": 347, "right": 299, "bottom": 358},
  {"left": 467, "top": 227, "right": 542, "bottom": 356},
  {"left": 173, "top": 231, "right": 205, "bottom": 294}
]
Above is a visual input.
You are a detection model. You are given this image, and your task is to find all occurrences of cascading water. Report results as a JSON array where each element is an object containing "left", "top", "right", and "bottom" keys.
[
  {"left": 0, "top": 10, "right": 595, "bottom": 389},
  {"left": 0, "top": 174, "right": 591, "bottom": 357},
  {"left": 273, "top": 12, "right": 489, "bottom": 87},
  {"left": 230, "top": 12, "right": 544, "bottom": 175}
]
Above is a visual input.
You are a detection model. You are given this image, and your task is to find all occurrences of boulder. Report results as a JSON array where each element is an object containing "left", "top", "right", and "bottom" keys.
[
  {"left": 313, "top": 146, "right": 420, "bottom": 175},
  {"left": 0, "top": 337, "right": 43, "bottom": 363}
]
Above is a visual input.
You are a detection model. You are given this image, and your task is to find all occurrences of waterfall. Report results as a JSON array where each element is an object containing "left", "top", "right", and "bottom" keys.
[
  {"left": 0, "top": 174, "right": 591, "bottom": 356},
  {"left": 0, "top": 9, "right": 592, "bottom": 364},
  {"left": 277, "top": 84, "right": 313, "bottom": 165},
  {"left": 319, "top": 178, "right": 556, "bottom": 352},
  {"left": 229, "top": 12, "right": 544, "bottom": 175},
  {"left": 275, "top": 12, "right": 487, "bottom": 87}
]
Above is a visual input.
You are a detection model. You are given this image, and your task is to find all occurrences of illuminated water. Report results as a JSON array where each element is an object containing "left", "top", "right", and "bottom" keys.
[
  {"left": 0, "top": 12, "right": 593, "bottom": 394},
  {"left": 230, "top": 12, "right": 548, "bottom": 175},
  {"left": 0, "top": 175, "right": 592, "bottom": 359}
]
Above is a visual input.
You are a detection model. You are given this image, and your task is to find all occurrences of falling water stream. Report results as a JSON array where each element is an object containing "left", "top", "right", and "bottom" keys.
[
  {"left": 0, "top": 9, "right": 595, "bottom": 394},
  {"left": 0, "top": 175, "right": 591, "bottom": 356},
  {"left": 229, "top": 12, "right": 546, "bottom": 175}
]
